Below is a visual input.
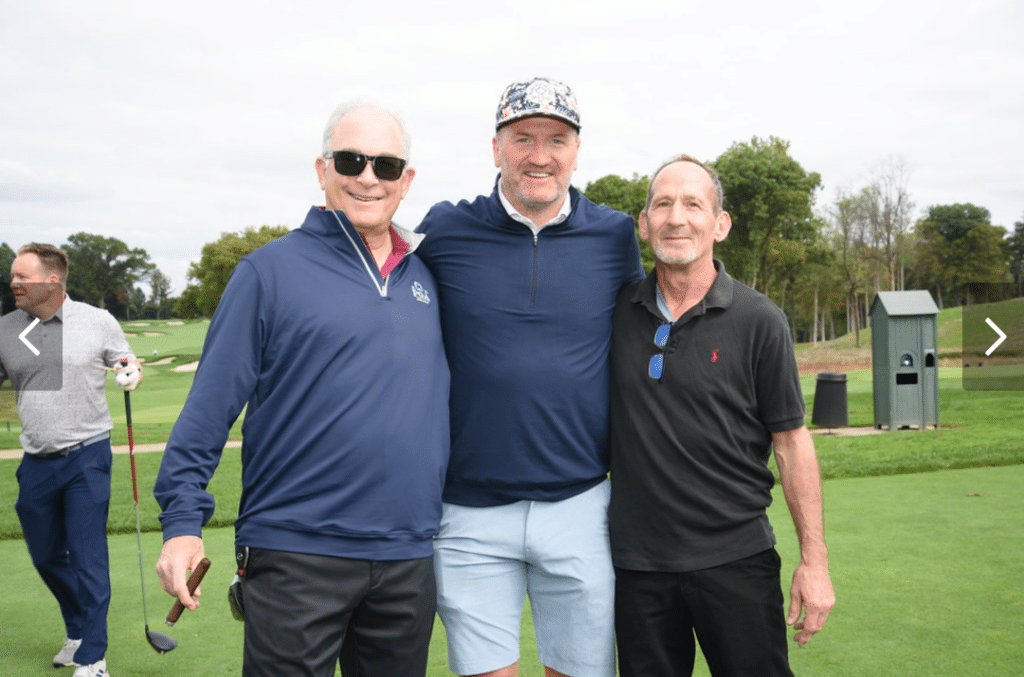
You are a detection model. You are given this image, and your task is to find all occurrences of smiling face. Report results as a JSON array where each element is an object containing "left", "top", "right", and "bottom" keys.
[
  {"left": 639, "top": 160, "right": 732, "bottom": 269},
  {"left": 492, "top": 115, "right": 580, "bottom": 225},
  {"left": 315, "top": 106, "right": 415, "bottom": 235}
]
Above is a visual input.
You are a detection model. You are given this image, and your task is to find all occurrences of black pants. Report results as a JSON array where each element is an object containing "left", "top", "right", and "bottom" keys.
[
  {"left": 242, "top": 549, "right": 436, "bottom": 677},
  {"left": 615, "top": 549, "right": 793, "bottom": 677}
]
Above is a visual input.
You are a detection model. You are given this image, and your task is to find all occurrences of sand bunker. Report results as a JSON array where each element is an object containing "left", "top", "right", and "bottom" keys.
[{"left": 173, "top": 361, "right": 200, "bottom": 372}]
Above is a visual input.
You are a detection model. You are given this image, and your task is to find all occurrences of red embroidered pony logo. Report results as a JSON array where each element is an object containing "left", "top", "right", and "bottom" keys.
[{"left": 711, "top": 350, "right": 719, "bottom": 363}]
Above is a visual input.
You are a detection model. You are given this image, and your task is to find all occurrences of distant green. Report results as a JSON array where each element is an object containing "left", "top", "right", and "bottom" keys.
[{"left": 0, "top": 319, "right": 240, "bottom": 449}]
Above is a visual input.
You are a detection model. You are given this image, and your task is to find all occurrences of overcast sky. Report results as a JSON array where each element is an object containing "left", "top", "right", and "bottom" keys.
[{"left": 2, "top": 0, "right": 1022, "bottom": 294}]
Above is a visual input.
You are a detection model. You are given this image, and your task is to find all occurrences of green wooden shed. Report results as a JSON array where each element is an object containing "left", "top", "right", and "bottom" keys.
[{"left": 870, "top": 290, "right": 940, "bottom": 430}]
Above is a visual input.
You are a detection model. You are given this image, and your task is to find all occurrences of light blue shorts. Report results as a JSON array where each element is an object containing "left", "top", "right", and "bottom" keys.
[{"left": 434, "top": 480, "right": 616, "bottom": 677}]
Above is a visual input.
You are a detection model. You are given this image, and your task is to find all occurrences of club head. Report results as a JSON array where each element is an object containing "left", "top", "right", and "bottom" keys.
[{"left": 146, "top": 628, "right": 178, "bottom": 654}]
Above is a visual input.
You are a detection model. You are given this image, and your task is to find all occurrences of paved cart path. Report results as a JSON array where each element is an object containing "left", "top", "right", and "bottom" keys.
[{"left": 0, "top": 440, "right": 242, "bottom": 460}]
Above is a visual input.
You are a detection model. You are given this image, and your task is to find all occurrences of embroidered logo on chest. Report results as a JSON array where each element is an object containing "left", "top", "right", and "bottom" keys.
[
  {"left": 711, "top": 350, "right": 720, "bottom": 363},
  {"left": 411, "top": 282, "right": 431, "bottom": 304}
]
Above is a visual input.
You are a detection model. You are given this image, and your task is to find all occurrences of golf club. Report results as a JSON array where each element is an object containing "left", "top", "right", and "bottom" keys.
[{"left": 122, "top": 361, "right": 178, "bottom": 654}]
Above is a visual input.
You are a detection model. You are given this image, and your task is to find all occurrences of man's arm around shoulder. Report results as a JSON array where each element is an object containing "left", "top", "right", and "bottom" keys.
[{"left": 772, "top": 425, "right": 836, "bottom": 647}]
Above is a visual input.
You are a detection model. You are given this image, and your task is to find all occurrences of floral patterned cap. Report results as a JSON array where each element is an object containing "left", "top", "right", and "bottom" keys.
[{"left": 495, "top": 77, "right": 580, "bottom": 131}]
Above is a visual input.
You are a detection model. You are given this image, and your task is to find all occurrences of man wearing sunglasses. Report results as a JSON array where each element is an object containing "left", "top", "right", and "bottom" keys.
[
  {"left": 607, "top": 156, "right": 835, "bottom": 677},
  {"left": 153, "top": 101, "right": 450, "bottom": 677},
  {"left": 416, "top": 78, "right": 644, "bottom": 677}
]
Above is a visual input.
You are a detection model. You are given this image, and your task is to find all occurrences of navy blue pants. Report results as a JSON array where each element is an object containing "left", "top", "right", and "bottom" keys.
[
  {"left": 615, "top": 549, "right": 793, "bottom": 677},
  {"left": 16, "top": 439, "right": 112, "bottom": 666}
]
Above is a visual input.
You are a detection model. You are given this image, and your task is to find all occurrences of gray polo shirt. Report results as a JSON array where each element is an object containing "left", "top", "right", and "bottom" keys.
[{"left": 0, "top": 297, "right": 134, "bottom": 455}]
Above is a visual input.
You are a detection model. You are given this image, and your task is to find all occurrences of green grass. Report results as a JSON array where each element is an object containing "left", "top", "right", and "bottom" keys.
[
  {"left": 2, "top": 368, "right": 1022, "bottom": 540},
  {"left": 0, "top": 525, "right": 544, "bottom": 676},
  {"left": 0, "top": 450, "right": 243, "bottom": 541},
  {"left": 802, "top": 369, "right": 1024, "bottom": 479},
  {"left": 2, "top": 466, "right": 1021, "bottom": 676},
  {"left": 777, "top": 465, "right": 1024, "bottom": 677},
  {"left": 3, "top": 309, "right": 1023, "bottom": 674}
]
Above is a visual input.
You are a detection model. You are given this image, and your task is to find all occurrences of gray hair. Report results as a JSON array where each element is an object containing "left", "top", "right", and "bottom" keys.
[
  {"left": 321, "top": 100, "right": 412, "bottom": 160},
  {"left": 645, "top": 154, "right": 724, "bottom": 214}
]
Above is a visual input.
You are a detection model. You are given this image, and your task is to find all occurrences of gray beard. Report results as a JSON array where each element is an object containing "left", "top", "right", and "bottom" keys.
[{"left": 653, "top": 242, "right": 699, "bottom": 266}]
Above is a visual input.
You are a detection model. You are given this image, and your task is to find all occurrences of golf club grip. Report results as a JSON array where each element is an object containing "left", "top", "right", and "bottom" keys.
[
  {"left": 165, "top": 558, "right": 211, "bottom": 626},
  {"left": 120, "top": 360, "right": 132, "bottom": 419}
]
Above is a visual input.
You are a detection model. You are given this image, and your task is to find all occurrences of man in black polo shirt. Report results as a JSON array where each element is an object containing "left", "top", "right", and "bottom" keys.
[{"left": 608, "top": 155, "right": 835, "bottom": 677}]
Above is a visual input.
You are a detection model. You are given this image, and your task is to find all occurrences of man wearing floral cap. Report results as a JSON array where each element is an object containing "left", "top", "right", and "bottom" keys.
[{"left": 416, "top": 78, "right": 644, "bottom": 677}]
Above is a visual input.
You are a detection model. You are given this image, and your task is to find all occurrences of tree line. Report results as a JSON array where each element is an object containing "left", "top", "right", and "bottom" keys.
[
  {"left": 5, "top": 136, "right": 1022, "bottom": 343},
  {"left": 0, "top": 234, "right": 173, "bottom": 320},
  {"left": 583, "top": 136, "right": 1024, "bottom": 346}
]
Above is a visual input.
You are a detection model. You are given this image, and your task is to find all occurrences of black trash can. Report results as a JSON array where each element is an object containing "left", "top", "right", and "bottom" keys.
[{"left": 812, "top": 372, "right": 848, "bottom": 429}]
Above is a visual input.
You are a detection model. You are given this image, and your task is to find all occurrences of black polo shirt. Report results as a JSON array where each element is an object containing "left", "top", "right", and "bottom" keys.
[{"left": 608, "top": 260, "right": 806, "bottom": 572}]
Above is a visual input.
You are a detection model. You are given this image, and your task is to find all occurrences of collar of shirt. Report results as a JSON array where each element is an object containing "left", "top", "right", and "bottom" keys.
[
  {"left": 655, "top": 283, "right": 675, "bottom": 323},
  {"left": 26, "top": 294, "right": 67, "bottom": 324},
  {"left": 359, "top": 225, "right": 410, "bottom": 279},
  {"left": 497, "top": 174, "right": 571, "bottom": 235},
  {"left": 641, "top": 259, "right": 734, "bottom": 323}
]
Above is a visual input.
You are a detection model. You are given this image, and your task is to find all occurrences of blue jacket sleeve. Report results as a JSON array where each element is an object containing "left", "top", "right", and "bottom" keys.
[
  {"left": 154, "top": 260, "right": 265, "bottom": 539},
  {"left": 624, "top": 222, "right": 645, "bottom": 282}
]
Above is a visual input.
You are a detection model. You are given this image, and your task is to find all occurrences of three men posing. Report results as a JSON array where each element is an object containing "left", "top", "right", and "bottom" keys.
[
  {"left": 7, "top": 80, "right": 833, "bottom": 677},
  {"left": 154, "top": 84, "right": 833, "bottom": 677}
]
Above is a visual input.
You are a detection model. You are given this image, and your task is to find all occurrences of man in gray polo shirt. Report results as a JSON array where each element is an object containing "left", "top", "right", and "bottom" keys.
[{"left": 0, "top": 243, "right": 142, "bottom": 677}]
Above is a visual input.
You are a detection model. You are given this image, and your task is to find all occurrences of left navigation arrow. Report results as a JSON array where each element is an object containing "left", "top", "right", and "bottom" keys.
[{"left": 19, "top": 318, "right": 41, "bottom": 356}]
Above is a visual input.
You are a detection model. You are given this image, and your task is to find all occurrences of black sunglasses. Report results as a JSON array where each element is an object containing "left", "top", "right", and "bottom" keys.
[{"left": 325, "top": 151, "right": 407, "bottom": 181}]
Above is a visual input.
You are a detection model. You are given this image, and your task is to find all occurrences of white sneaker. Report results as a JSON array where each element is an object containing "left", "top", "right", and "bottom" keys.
[
  {"left": 72, "top": 659, "right": 108, "bottom": 677},
  {"left": 53, "top": 637, "right": 81, "bottom": 667}
]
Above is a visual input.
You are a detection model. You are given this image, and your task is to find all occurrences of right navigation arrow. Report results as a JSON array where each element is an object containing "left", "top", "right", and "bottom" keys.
[{"left": 984, "top": 317, "right": 1007, "bottom": 356}]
